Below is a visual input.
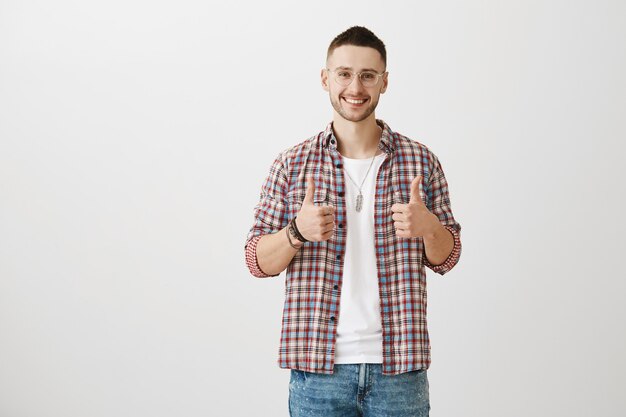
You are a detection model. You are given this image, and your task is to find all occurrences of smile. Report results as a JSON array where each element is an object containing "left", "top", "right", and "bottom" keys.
[{"left": 342, "top": 97, "right": 368, "bottom": 105}]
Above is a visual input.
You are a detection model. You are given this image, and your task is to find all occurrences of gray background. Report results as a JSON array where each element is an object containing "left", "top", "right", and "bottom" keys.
[{"left": 1, "top": 0, "right": 625, "bottom": 416}]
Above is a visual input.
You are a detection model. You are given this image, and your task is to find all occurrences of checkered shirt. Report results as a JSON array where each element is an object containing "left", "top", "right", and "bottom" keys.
[{"left": 244, "top": 119, "right": 462, "bottom": 375}]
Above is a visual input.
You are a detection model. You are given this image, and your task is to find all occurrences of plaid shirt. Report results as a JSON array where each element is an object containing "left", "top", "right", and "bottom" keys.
[{"left": 244, "top": 119, "right": 462, "bottom": 376}]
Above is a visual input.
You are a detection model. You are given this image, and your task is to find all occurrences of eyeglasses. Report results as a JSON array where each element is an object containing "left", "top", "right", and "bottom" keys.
[{"left": 326, "top": 68, "right": 386, "bottom": 87}]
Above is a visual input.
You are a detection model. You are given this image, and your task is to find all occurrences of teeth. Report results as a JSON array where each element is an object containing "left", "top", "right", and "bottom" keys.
[{"left": 345, "top": 98, "right": 366, "bottom": 104}]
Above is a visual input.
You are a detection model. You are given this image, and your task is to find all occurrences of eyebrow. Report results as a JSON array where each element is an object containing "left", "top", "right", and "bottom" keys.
[{"left": 334, "top": 66, "right": 382, "bottom": 72}]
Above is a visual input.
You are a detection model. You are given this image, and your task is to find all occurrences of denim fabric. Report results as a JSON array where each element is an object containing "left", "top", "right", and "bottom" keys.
[{"left": 288, "top": 364, "right": 430, "bottom": 416}]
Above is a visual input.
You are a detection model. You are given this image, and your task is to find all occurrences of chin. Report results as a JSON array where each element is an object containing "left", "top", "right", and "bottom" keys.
[{"left": 341, "top": 108, "right": 376, "bottom": 123}]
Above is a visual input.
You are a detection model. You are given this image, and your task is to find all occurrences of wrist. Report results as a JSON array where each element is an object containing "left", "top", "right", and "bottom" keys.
[
  {"left": 286, "top": 220, "right": 305, "bottom": 249},
  {"left": 423, "top": 218, "right": 444, "bottom": 242},
  {"left": 290, "top": 216, "right": 309, "bottom": 243}
]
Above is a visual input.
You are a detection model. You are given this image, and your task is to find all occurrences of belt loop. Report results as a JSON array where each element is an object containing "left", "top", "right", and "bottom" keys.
[{"left": 358, "top": 363, "right": 366, "bottom": 390}]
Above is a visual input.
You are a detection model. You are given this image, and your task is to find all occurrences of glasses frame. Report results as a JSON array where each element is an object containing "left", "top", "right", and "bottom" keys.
[{"left": 325, "top": 67, "right": 387, "bottom": 87}]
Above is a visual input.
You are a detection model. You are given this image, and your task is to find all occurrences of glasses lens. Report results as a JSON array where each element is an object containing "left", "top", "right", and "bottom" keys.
[
  {"left": 334, "top": 70, "right": 354, "bottom": 86},
  {"left": 360, "top": 72, "right": 379, "bottom": 87}
]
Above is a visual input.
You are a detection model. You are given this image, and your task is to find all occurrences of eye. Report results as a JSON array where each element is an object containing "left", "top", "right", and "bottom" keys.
[
  {"left": 362, "top": 72, "right": 376, "bottom": 80},
  {"left": 337, "top": 71, "right": 352, "bottom": 78}
]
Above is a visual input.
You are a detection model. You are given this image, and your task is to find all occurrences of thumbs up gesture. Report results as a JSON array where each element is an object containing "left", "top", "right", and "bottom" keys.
[
  {"left": 294, "top": 177, "right": 335, "bottom": 242},
  {"left": 391, "top": 175, "right": 440, "bottom": 239}
]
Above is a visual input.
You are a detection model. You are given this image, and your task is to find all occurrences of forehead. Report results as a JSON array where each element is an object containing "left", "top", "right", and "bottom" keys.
[{"left": 327, "top": 45, "right": 385, "bottom": 71}]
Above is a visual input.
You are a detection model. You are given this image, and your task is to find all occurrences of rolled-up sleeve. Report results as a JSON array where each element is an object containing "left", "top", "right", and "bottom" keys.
[
  {"left": 244, "top": 154, "right": 289, "bottom": 278},
  {"left": 423, "top": 154, "right": 462, "bottom": 275}
]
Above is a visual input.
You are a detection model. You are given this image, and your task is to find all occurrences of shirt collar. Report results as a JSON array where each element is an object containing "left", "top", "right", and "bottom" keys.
[{"left": 321, "top": 118, "right": 396, "bottom": 153}]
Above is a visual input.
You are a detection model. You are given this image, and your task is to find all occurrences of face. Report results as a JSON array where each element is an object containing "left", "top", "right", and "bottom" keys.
[{"left": 321, "top": 45, "right": 388, "bottom": 123}]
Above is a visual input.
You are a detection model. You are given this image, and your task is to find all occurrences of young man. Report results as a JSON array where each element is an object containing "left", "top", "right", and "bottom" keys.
[{"left": 244, "top": 26, "right": 462, "bottom": 417}]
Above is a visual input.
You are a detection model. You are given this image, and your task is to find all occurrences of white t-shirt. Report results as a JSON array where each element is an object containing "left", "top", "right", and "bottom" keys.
[{"left": 334, "top": 151, "right": 387, "bottom": 364}]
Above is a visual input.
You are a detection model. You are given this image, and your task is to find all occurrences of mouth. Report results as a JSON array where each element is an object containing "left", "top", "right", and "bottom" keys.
[{"left": 342, "top": 96, "right": 369, "bottom": 106}]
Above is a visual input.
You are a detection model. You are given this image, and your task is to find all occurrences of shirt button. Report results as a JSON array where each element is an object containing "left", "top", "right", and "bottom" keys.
[
  {"left": 336, "top": 163, "right": 343, "bottom": 169},
  {"left": 333, "top": 284, "right": 338, "bottom": 290},
  {"left": 338, "top": 223, "right": 344, "bottom": 228},
  {"left": 336, "top": 254, "right": 341, "bottom": 260},
  {"left": 330, "top": 139, "right": 336, "bottom": 145},
  {"left": 330, "top": 316, "right": 336, "bottom": 322},
  {"left": 338, "top": 191, "right": 344, "bottom": 197}
]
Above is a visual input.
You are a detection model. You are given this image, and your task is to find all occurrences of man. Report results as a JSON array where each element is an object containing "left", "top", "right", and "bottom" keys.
[{"left": 244, "top": 26, "right": 462, "bottom": 417}]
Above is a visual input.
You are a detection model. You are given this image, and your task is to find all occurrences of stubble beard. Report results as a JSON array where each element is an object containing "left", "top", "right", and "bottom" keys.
[{"left": 330, "top": 94, "right": 379, "bottom": 123}]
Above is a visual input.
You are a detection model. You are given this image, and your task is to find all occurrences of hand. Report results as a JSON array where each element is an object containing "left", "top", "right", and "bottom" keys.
[
  {"left": 391, "top": 175, "right": 440, "bottom": 239},
  {"left": 295, "top": 177, "right": 335, "bottom": 242}
]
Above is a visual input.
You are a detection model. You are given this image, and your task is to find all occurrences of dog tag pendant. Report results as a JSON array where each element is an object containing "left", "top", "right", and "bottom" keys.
[{"left": 355, "top": 192, "right": 363, "bottom": 212}]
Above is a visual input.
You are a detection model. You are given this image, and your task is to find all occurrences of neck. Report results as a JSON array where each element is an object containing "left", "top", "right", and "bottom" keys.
[{"left": 332, "top": 113, "right": 383, "bottom": 159}]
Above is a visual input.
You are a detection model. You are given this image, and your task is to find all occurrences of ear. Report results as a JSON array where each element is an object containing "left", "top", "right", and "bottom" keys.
[
  {"left": 380, "top": 71, "right": 389, "bottom": 94},
  {"left": 321, "top": 68, "right": 329, "bottom": 92}
]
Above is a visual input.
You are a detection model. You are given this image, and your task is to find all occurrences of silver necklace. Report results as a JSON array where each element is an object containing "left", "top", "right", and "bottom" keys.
[{"left": 343, "top": 150, "right": 379, "bottom": 213}]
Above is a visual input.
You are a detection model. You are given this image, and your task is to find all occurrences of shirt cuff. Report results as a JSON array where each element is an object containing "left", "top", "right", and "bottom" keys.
[
  {"left": 245, "top": 235, "right": 278, "bottom": 278},
  {"left": 423, "top": 225, "right": 461, "bottom": 275}
]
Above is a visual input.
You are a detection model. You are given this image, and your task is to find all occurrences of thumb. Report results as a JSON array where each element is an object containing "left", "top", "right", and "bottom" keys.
[
  {"left": 409, "top": 175, "right": 424, "bottom": 204},
  {"left": 303, "top": 177, "right": 315, "bottom": 204}
]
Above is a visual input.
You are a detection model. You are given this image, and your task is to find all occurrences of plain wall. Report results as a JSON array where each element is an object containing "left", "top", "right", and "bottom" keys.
[{"left": 1, "top": 1, "right": 625, "bottom": 416}]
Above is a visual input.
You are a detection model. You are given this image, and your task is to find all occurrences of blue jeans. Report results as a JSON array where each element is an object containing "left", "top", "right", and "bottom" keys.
[{"left": 288, "top": 364, "right": 430, "bottom": 417}]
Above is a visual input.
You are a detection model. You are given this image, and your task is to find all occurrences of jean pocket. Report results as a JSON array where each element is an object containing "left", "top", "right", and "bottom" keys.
[{"left": 289, "top": 369, "right": 308, "bottom": 392}]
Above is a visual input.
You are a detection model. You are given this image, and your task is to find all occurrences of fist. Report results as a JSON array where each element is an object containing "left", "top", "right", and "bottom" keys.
[
  {"left": 391, "top": 175, "right": 440, "bottom": 239},
  {"left": 295, "top": 177, "right": 335, "bottom": 242}
]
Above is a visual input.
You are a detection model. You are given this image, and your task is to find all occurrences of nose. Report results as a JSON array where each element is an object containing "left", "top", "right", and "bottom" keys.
[{"left": 345, "top": 74, "right": 367, "bottom": 94}]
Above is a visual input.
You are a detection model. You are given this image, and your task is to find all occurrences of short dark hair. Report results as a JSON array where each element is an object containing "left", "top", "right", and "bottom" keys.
[{"left": 327, "top": 26, "right": 387, "bottom": 67}]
